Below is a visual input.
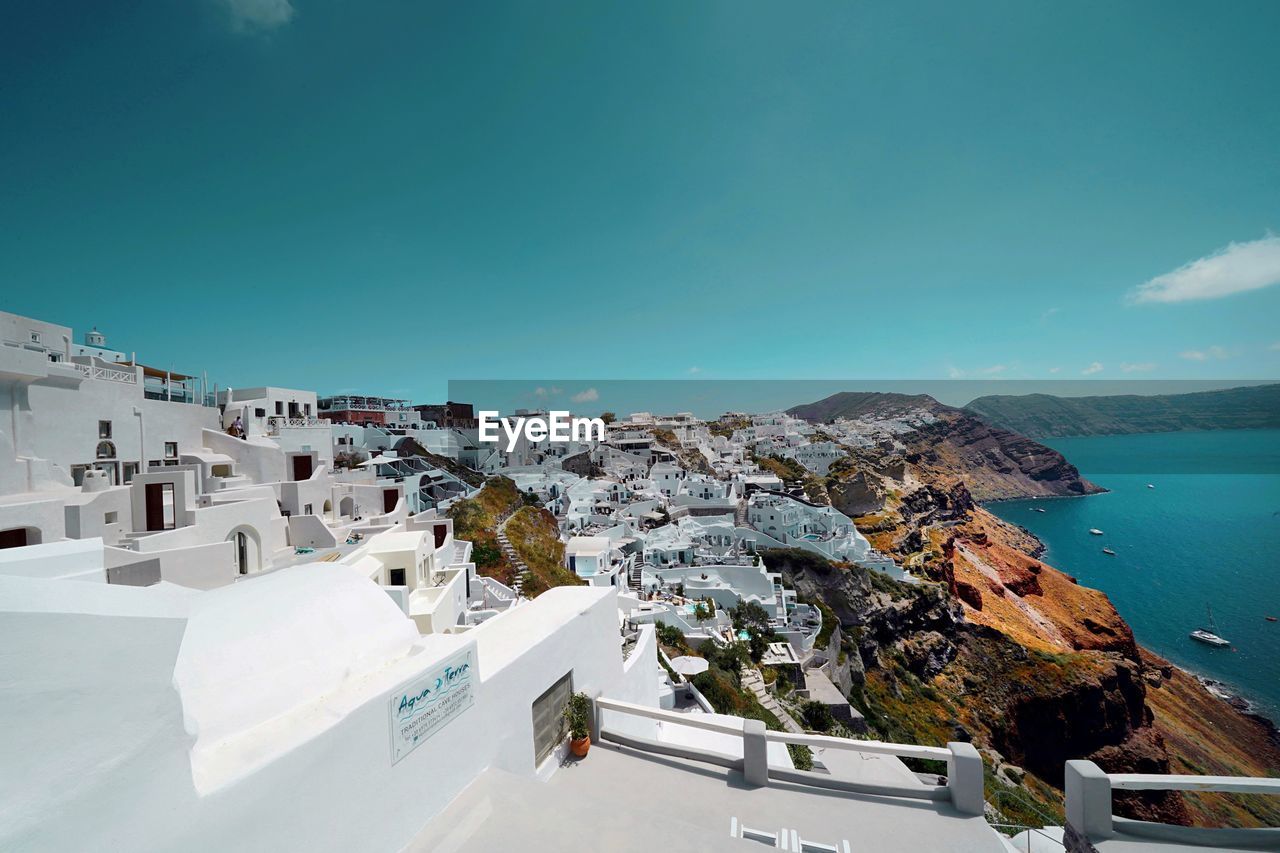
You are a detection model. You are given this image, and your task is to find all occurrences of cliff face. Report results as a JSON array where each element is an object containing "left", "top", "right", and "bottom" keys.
[
  {"left": 1140, "top": 648, "right": 1280, "bottom": 828},
  {"left": 964, "top": 383, "right": 1280, "bottom": 438},
  {"left": 826, "top": 469, "right": 885, "bottom": 517},
  {"left": 899, "top": 410, "right": 1103, "bottom": 501},
  {"left": 939, "top": 513, "right": 1137, "bottom": 659},
  {"left": 765, "top": 422, "right": 1277, "bottom": 828},
  {"left": 767, "top": 542, "right": 1192, "bottom": 825},
  {"left": 787, "top": 391, "right": 1103, "bottom": 501}
]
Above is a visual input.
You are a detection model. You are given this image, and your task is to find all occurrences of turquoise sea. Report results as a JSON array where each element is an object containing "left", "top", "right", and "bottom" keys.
[{"left": 988, "top": 430, "right": 1280, "bottom": 722}]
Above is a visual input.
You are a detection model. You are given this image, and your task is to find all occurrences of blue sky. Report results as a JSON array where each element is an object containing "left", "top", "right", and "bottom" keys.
[{"left": 2, "top": 0, "right": 1278, "bottom": 402}]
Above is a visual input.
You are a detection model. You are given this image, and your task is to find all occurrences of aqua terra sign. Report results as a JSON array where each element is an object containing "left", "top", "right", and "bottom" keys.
[{"left": 389, "top": 647, "right": 476, "bottom": 764}]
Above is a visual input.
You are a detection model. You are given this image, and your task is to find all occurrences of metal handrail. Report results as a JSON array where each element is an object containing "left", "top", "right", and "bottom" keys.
[
  {"left": 986, "top": 824, "right": 1065, "bottom": 851},
  {"left": 989, "top": 787, "right": 1060, "bottom": 825}
]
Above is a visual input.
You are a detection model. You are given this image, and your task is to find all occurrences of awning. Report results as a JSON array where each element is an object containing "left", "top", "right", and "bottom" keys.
[{"left": 118, "top": 362, "right": 196, "bottom": 381}]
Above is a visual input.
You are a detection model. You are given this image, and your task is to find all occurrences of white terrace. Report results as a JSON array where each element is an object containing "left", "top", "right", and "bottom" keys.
[{"left": 410, "top": 728, "right": 1002, "bottom": 853}]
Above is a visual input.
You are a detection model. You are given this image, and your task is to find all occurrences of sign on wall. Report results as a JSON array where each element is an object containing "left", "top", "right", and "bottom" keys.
[{"left": 389, "top": 647, "right": 476, "bottom": 764}]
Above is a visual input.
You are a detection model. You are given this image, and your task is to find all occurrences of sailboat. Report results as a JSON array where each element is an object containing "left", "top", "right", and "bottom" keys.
[{"left": 1190, "top": 605, "right": 1230, "bottom": 647}]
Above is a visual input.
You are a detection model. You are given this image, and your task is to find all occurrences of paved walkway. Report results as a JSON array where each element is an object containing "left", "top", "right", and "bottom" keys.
[
  {"left": 408, "top": 741, "right": 1008, "bottom": 852},
  {"left": 740, "top": 667, "right": 805, "bottom": 734}
]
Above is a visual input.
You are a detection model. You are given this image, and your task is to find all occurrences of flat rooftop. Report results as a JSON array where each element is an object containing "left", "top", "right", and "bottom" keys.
[{"left": 409, "top": 741, "right": 1006, "bottom": 853}]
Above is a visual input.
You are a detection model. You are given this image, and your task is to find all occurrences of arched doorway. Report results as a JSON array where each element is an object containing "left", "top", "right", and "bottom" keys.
[
  {"left": 322, "top": 499, "right": 332, "bottom": 520},
  {"left": 0, "top": 526, "right": 41, "bottom": 549},
  {"left": 226, "top": 526, "right": 261, "bottom": 575},
  {"left": 339, "top": 496, "right": 354, "bottom": 518}
]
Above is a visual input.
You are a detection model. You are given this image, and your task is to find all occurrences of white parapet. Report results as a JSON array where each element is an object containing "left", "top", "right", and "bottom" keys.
[{"left": 1065, "top": 759, "right": 1280, "bottom": 850}]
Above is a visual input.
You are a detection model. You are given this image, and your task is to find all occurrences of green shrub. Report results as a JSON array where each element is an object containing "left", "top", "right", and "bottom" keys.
[
  {"left": 691, "top": 669, "right": 740, "bottom": 712},
  {"left": 471, "top": 538, "right": 503, "bottom": 568},
  {"left": 563, "top": 691, "right": 592, "bottom": 740},
  {"left": 705, "top": 641, "right": 751, "bottom": 684},
  {"left": 800, "top": 700, "right": 835, "bottom": 732},
  {"left": 813, "top": 599, "right": 838, "bottom": 648},
  {"left": 654, "top": 621, "right": 689, "bottom": 651},
  {"left": 788, "top": 743, "right": 815, "bottom": 771}
]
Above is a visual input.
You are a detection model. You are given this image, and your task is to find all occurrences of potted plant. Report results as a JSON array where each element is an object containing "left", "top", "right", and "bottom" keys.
[{"left": 564, "top": 691, "right": 592, "bottom": 757}]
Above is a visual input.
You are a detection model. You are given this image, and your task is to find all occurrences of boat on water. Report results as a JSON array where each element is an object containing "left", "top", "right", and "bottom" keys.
[
  {"left": 1089, "top": 528, "right": 1104, "bottom": 536},
  {"left": 1190, "top": 629, "right": 1230, "bottom": 647},
  {"left": 1032, "top": 508, "right": 1046, "bottom": 513},
  {"left": 1190, "top": 605, "right": 1230, "bottom": 647},
  {"left": 1266, "top": 616, "right": 1277, "bottom": 623},
  {"left": 1147, "top": 483, "right": 1155, "bottom": 489},
  {"left": 1102, "top": 547, "right": 1116, "bottom": 555}
]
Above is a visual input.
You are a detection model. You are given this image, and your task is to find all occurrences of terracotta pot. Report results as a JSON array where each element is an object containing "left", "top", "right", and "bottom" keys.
[{"left": 570, "top": 735, "right": 591, "bottom": 757}]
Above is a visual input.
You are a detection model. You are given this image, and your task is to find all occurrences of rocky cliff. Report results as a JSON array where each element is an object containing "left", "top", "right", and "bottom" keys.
[
  {"left": 964, "top": 383, "right": 1280, "bottom": 438},
  {"left": 762, "top": 418, "right": 1280, "bottom": 829},
  {"left": 901, "top": 412, "right": 1104, "bottom": 501},
  {"left": 788, "top": 391, "right": 1104, "bottom": 501}
]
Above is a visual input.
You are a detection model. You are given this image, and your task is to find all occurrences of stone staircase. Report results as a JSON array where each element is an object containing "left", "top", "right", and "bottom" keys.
[
  {"left": 495, "top": 511, "right": 528, "bottom": 598},
  {"left": 740, "top": 666, "right": 805, "bottom": 734},
  {"left": 734, "top": 498, "right": 748, "bottom": 527}
]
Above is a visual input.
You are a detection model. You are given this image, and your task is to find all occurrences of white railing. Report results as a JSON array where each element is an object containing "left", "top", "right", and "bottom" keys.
[
  {"left": 763, "top": 729, "right": 952, "bottom": 762},
  {"left": 1066, "top": 760, "right": 1280, "bottom": 848},
  {"left": 593, "top": 696, "right": 984, "bottom": 815},
  {"left": 68, "top": 362, "right": 137, "bottom": 385},
  {"left": 478, "top": 575, "right": 516, "bottom": 604},
  {"left": 266, "top": 416, "right": 327, "bottom": 434}
]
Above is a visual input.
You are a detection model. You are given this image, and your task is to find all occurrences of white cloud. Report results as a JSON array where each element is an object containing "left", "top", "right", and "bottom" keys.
[
  {"left": 1120, "top": 362, "right": 1157, "bottom": 373},
  {"left": 570, "top": 388, "right": 599, "bottom": 403},
  {"left": 1129, "top": 236, "right": 1280, "bottom": 304},
  {"left": 946, "top": 364, "right": 1009, "bottom": 378},
  {"left": 1040, "top": 307, "right": 1061, "bottom": 323},
  {"left": 1270, "top": 341, "right": 1280, "bottom": 351},
  {"left": 687, "top": 366, "right": 702, "bottom": 374},
  {"left": 1179, "top": 345, "right": 1229, "bottom": 362},
  {"left": 1081, "top": 362, "right": 1104, "bottom": 375},
  {"left": 225, "top": 0, "right": 295, "bottom": 31},
  {"left": 1048, "top": 367, "right": 1061, "bottom": 374}
]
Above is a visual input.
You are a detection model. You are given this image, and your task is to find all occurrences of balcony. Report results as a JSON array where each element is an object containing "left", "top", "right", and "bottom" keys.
[
  {"left": 68, "top": 361, "right": 138, "bottom": 385},
  {"left": 266, "top": 416, "right": 329, "bottom": 435}
]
